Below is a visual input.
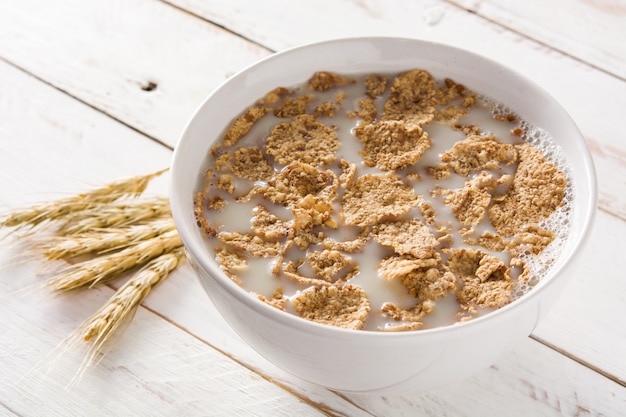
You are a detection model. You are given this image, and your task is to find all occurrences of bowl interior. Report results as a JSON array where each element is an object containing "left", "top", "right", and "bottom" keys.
[{"left": 170, "top": 37, "right": 596, "bottom": 336}]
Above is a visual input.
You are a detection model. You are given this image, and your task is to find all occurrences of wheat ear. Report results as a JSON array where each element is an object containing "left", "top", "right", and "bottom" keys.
[
  {"left": 0, "top": 168, "right": 167, "bottom": 230},
  {"left": 80, "top": 247, "right": 186, "bottom": 344},
  {"left": 56, "top": 197, "right": 171, "bottom": 236},
  {"left": 47, "top": 229, "right": 182, "bottom": 292},
  {"left": 40, "top": 218, "right": 177, "bottom": 260},
  {"left": 57, "top": 247, "right": 186, "bottom": 386}
]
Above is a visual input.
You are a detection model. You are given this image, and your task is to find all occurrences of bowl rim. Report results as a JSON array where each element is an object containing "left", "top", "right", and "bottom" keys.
[{"left": 170, "top": 36, "right": 597, "bottom": 340}]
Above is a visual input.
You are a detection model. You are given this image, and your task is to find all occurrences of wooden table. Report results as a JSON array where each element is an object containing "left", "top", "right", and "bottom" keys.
[{"left": 1, "top": 1, "right": 625, "bottom": 415}]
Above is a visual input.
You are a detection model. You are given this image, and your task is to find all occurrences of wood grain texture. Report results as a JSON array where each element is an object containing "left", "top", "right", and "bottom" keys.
[
  {"left": 449, "top": 0, "right": 626, "bottom": 80},
  {"left": 0, "top": 261, "right": 326, "bottom": 417},
  {"left": 0, "top": 404, "right": 19, "bottom": 417},
  {"left": 343, "top": 338, "right": 626, "bottom": 416},
  {"left": 533, "top": 209, "right": 626, "bottom": 383},
  {"left": 0, "top": 63, "right": 171, "bottom": 206},
  {"left": 0, "top": 0, "right": 271, "bottom": 148}
]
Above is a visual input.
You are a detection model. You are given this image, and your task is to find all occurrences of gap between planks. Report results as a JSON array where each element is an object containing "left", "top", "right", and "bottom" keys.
[
  {"left": 598, "top": 205, "right": 626, "bottom": 223},
  {"left": 125, "top": 290, "right": 626, "bottom": 411},
  {"left": 444, "top": 0, "right": 626, "bottom": 83},
  {"left": 158, "top": 0, "right": 278, "bottom": 54},
  {"left": 0, "top": 402, "right": 20, "bottom": 417},
  {"left": 530, "top": 334, "right": 626, "bottom": 388},
  {"left": 0, "top": 56, "right": 174, "bottom": 153},
  {"left": 130, "top": 292, "right": 373, "bottom": 417}
]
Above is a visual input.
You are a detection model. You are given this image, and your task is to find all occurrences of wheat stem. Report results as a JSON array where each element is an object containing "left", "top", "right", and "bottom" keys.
[
  {"left": 40, "top": 218, "right": 177, "bottom": 260},
  {"left": 48, "top": 229, "right": 182, "bottom": 292},
  {"left": 56, "top": 197, "right": 171, "bottom": 236},
  {"left": 68, "top": 246, "right": 186, "bottom": 383},
  {"left": 0, "top": 168, "right": 167, "bottom": 230}
]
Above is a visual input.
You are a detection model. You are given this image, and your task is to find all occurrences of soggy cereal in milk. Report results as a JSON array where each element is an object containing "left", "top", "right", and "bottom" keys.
[{"left": 194, "top": 69, "right": 572, "bottom": 331}]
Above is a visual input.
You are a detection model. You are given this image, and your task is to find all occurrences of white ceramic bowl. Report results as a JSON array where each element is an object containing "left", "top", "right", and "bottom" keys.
[{"left": 170, "top": 37, "right": 596, "bottom": 394}]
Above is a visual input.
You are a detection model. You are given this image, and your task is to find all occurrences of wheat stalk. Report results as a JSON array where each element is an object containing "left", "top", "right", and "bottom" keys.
[
  {"left": 48, "top": 229, "right": 182, "bottom": 292},
  {"left": 40, "top": 218, "right": 177, "bottom": 260},
  {"left": 0, "top": 168, "right": 192, "bottom": 382},
  {"left": 45, "top": 247, "right": 186, "bottom": 387},
  {"left": 55, "top": 197, "right": 170, "bottom": 236},
  {"left": 0, "top": 168, "right": 167, "bottom": 230},
  {"left": 80, "top": 247, "right": 185, "bottom": 344}
]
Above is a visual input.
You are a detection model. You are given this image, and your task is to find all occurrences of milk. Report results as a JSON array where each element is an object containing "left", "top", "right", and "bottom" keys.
[{"left": 196, "top": 70, "right": 573, "bottom": 331}]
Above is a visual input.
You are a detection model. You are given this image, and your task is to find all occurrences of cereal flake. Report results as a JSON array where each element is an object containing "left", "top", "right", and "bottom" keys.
[
  {"left": 381, "top": 300, "right": 435, "bottom": 324},
  {"left": 307, "top": 250, "right": 359, "bottom": 282},
  {"left": 255, "top": 288, "right": 287, "bottom": 311},
  {"left": 355, "top": 120, "right": 432, "bottom": 171},
  {"left": 218, "top": 232, "right": 281, "bottom": 258},
  {"left": 463, "top": 232, "right": 507, "bottom": 252},
  {"left": 372, "top": 219, "right": 439, "bottom": 259},
  {"left": 441, "top": 172, "right": 495, "bottom": 226},
  {"left": 230, "top": 147, "right": 274, "bottom": 181},
  {"left": 507, "top": 225, "right": 555, "bottom": 256},
  {"left": 365, "top": 73, "right": 388, "bottom": 98},
  {"left": 441, "top": 134, "right": 517, "bottom": 176},
  {"left": 436, "top": 78, "right": 469, "bottom": 104},
  {"left": 265, "top": 114, "right": 339, "bottom": 166},
  {"left": 274, "top": 94, "right": 314, "bottom": 118},
  {"left": 252, "top": 205, "right": 288, "bottom": 241},
  {"left": 382, "top": 69, "right": 437, "bottom": 126},
  {"left": 322, "top": 229, "right": 372, "bottom": 253},
  {"left": 447, "top": 248, "right": 513, "bottom": 308},
  {"left": 223, "top": 107, "right": 270, "bottom": 147},
  {"left": 379, "top": 255, "right": 455, "bottom": 300},
  {"left": 216, "top": 174, "right": 235, "bottom": 194},
  {"left": 215, "top": 248, "right": 248, "bottom": 285},
  {"left": 261, "top": 161, "right": 338, "bottom": 207},
  {"left": 350, "top": 98, "right": 378, "bottom": 124},
  {"left": 293, "top": 284, "right": 371, "bottom": 330},
  {"left": 314, "top": 101, "right": 339, "bottom": 118},
  {"left": 341, "top": 174, "right": 419, "bottom": 227},
  {"left": 489, "top": 144, "right": 566, "bottom": 236},
  {"left": 307, "top": 71, "right": 355, "bottom": 92}
]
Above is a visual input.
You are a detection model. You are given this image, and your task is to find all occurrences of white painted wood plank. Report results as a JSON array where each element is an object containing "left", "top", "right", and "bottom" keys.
[
  {"left": 343, "top": 338, "right": 626, "bottom": 416},
  {"left": 533, "top": 209, "right": 626, "bottom": 381},
  {"left": 0, "top": 259, "right": 326, "bottom": 417},
  {"left": 0, "top": 0, "right": 272, "bottom": 149},
  {"left": 0, "top": 404, "right": 19, "bottom": 417},
  {"left": 169, "top": 0, "right": 626, "bottom": 220},
  {"left": 450, "top": 0, "right": 626, "bottom": 80},
  {"left": 0, "top": 70, "right": 171, "bottom": 208},
  {"left": 0, "top": 60, "right": 333, "bottom": 417}
]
